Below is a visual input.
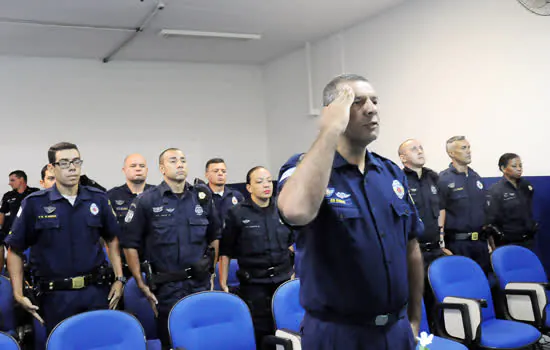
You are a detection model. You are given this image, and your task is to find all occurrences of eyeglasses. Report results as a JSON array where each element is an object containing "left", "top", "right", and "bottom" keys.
[{"left": 53, "top": 159, "right": 84, "bottom": 169}]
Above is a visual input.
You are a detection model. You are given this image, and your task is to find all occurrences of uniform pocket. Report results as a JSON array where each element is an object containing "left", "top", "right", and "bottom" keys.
[
  {"left": 152, "top": 219, "right": 177, "bottom": 244},
  {"left": 188, "top": 217, "right": 209, "bottom": 244},
  {"left": 391, "top": 201, "right": 412, "bottom": 217}
]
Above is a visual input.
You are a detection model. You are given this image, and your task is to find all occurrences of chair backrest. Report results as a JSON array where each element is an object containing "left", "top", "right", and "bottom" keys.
[
  {"left": 46, "top": 310, "right": 147, "bottom": 350},
  {"left": 0, "top": 276, "right": 16, "bottom": 333},
  {"left": 227, "top": 259, "right": 240, "bottom": 287},
  {"left": 169, "top": 291, "right": 256, "bottom": 350},
  {"left": 214, "top": 260, "right": 240, "bottom": 291},
  {"left": 0, "top": 331, "right": 20, "bottom": 350},
  {"left": 419, "top": 299, "right": 430, "bottom": 333},
  {"left": 428, "top": 256, "right": 495, "bottom": 321},
  {"left": 491, "top": 245, "right": 548, "bottom": 289},
  {"left": 123, "top": 275, "right": 157, "bottom": 339},
  {"left": 272, "top": 279, "right": 304, "bottom": 332}
]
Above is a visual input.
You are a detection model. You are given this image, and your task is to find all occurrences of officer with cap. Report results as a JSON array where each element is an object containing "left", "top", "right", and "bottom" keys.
[
  {"left": 438, "top": 136, "right": 494, "bottom": 273},
  {"left": 277, "top": 74, "right": 424, "bottom": 349},
  {"left": 219, "top": 166, "right": 294, "bottom": 345},
  {"left": 399, "top": 139, "right": 451, "bottom": 270},
  {"left": 120, "top": 148, "right": 221, "bottom": 348},
  {"left": 204, "top": 158, "right": 245, "bottom": 226},
  {"left": 5, "top": 142, "right": 125, "bottom": 335},
  {"left": 487, "top": 153, "right": 537, "bottom": 251}
]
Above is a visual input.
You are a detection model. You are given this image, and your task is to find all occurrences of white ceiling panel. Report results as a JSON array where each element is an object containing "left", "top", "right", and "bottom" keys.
[{"left": 0, "top": 0, "right": 407, "bottom": 64}]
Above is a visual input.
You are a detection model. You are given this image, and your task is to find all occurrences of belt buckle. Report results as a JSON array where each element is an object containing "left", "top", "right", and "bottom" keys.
[
  {"left": 71, "top": 276, "right": 85, "bottom": 289},
  {"left": 375, "top": 314, "right": 389, "bottom": 326},
  {"left": 267, "top": 267, "right": 275, "bottom": 277},
  {"left": 471, "top": 232, "right": 479, "bottom": 241}
]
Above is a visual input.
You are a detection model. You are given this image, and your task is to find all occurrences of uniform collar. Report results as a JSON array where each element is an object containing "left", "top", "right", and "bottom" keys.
[
  {"left": 501, "top": 177, "right": 521, "bottom": 190},
  {"left": 333, "top": 150, "right": 383, "bottom": 171},
  {"left": 158, "top": 181, "right": 191, "bottom": 196},
  {"left": 48, "top": 184, "right": 91, "bottom": 201},
  {"left": 123, "top": 183, "right": 153, "bottom": 195},
  {"left": 449, "top": 163, "right": 472, "bottom": 175},
  {"left": 242, "top": 197, "right": 275, "bottom": 212}
]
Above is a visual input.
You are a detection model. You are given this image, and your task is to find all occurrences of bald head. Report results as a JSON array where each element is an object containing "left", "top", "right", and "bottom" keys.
[
  {"left": 398, "top": 139, "right": 426, "bottom": 169},
  {"left": 123, "top": 153, "right": 148, "bottom": 184}
]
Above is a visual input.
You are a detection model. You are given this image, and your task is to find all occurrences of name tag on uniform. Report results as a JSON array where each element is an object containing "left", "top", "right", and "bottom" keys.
[{"left": 471, "top": 232, "right": 479, "bottom": 241}]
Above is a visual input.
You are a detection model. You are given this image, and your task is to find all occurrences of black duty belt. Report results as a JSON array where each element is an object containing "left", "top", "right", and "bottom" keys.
[
  {"left": 419, "top": 241, "right": 440, "bottom": 251},
  {"left": 239, "top": 260, "right": 292, "bottom": 279},
  {"left": 450, "top": 232, "right": 486, "bottom": 241},
  {"left": 38, "top": 269, "right": 112, "bottom": 291},
  {"left": 152, "top": 266, "right": 209, "bottom": 285},
  {"left": 309, "top": 302, "right": 408, "bottom": 327}
]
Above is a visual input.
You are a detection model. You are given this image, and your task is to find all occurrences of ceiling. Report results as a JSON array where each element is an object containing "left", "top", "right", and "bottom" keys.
[{"left": 0, "top": 0, "right": 405, "bottom": 64}]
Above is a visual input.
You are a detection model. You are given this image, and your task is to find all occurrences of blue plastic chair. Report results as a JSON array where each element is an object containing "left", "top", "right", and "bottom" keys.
[
  {"left": 214, "top": 259, "right": 240, "bottom": 292},
  {"left": 429, "top": 256, "right": 541, "bottom": 349},
  {"left": 0, "top": 331, "right": 20, "bottom": 350},
  {"left": 168, "top": 291, "right": 258, "bottom": 350},
  {"left": 124, "top": 275, "right": 158, "bottom": 340},
  {"left": 272, "top": 279, "right": 304, "bottom": 332},
  {"left": 491, "top": 245, "right": 550, "bottom": 328},
  {"left": 46, "top": 310, "right": 149, "bottom": 350},
  {"left": 417, "top": 299, "right": 468, "bottom": 350},
  {"left": 0, "top": 276, "right": 16, "bottom": 336}
]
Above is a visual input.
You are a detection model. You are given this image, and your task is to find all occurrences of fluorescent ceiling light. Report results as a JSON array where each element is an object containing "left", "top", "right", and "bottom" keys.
[{"left": 160, "top": 29, "right": 261, "bottom": 40}]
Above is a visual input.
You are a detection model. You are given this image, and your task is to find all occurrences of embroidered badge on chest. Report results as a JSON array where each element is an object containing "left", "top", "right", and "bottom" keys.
[
  {"left": 44, "top": 206, "right": 56, "bottom": 214},
  {"left": 476, "top": 180, "right": 483, "bottom": 189},
  {"left": 195, "top": 204, "right": 204, "bottom": 216},
  {"left": 392, "top": 180, "right": 405, "bottom": 199},
  {"left": 325, "top": 188, "right": 335, "bottom": 198},
  {"left": 90, "top": 203, "right": 99, "bottom": 216},
  {"left": 431, "top": 185, "right": 437, "bottom": 195},
  {"left": 115, "top": 200, "right": 125, "bottom": 206}
]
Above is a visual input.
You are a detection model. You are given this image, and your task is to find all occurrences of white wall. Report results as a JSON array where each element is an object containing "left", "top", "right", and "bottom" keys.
[
  {"left": 264, "top": 0, "right": 550, "bottom": 177},
  {"left": 0, "top": 56, "right": 267, "bottom": 191}
]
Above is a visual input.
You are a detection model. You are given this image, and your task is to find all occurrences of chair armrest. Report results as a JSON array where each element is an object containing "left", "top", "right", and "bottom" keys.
[
  {"left": 262, "top": 334, "right": 294, "bottom": 350},
  {"left": 434, "top": 296, "right": 482, "bottom": 346},
  {"left": 504, "top": 282, "right": 547, "bottom": 326}
]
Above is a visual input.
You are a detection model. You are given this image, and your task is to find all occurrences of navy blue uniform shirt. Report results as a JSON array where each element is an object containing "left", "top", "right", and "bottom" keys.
[
  {"left": 487, "top": 178, "right": 535, "bottom": 239},
  {"left": 107, "top": 183, "right": 155, "bottom": 226},
  {"left": 4, "top": 185, "right": 119, "bottom": 279},
  {"left": 120, "top": 181, "right": 221, "bottom": 273},
  {"left": 0, "top": 186, "right": 40, "bottom": 241},
  {"left": 404, "top": 167, "right": 440, "bottom": 243},
  {"left": 209, "top": 186, "right": 245, "bottom": 227},
  {"left": 278, "top": 151, "right": 422, "bottom": 319},
  {"left": 220, "top": 198, "right": 294, "bottom": 284},
  {"left": 438, "top": 164, "right": 487, "bottom": 234}
]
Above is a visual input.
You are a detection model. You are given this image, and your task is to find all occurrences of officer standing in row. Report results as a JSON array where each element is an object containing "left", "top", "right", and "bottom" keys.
[
  {"left": 204, "top": 158, "right": 244, "bottom": 226},
  {"left": 40, "top": 165, "right": 56, "bottom": 189},
  {"left": 5, "top": 142, "right": 125, "bottom": 335},
  {"left": 438, "top": 136, "right": 494, "bottom": 273},
  {"left": 0, "top": 171, "right": 39, "bottom": 275},
  {"left": 487, "top": 153, "right": 537, "bottom": 251},
  {"left": 277, "top": 74, "right": 424, "bottom": 349},
  {"left": 399, "top": 139, "right": 450, "bottom": 270},
  {"left": 219, "top": 166, "right": 294, "bottom": 345},
  {"left": 120, "top": 148, "right": 221, "bottom": 348},
  {"left": 108, "top": 154, "right": 154, "bottom": 227}
]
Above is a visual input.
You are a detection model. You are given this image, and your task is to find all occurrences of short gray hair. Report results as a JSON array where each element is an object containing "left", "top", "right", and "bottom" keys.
[
  {"left": 322, "top": 74, "right": 369, "bottom": 107},
  {"left": 446, "top": 136, "right": 466, "bottom": 153}
]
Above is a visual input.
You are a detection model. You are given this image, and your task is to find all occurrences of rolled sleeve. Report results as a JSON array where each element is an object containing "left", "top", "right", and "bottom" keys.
[{"left": 4, "top": 199, "right": 34, "bottom": 253}]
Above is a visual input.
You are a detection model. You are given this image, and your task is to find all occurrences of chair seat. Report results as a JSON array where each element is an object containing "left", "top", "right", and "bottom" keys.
[
  {"left": 416, "top": 336, "right": 468, "bottom": 350},
  {"left": 480, "top": 319, "right": 540, "bottom": 348}
]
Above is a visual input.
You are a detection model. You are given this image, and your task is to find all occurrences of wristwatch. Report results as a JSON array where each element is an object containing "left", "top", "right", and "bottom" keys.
[{"left": 115, "top": 276, "right": 127, "bottom": 285}]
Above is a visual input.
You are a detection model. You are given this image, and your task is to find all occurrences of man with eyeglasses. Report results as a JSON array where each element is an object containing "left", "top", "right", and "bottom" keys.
[
  {"left": 120, "top": 148, "right": 221, "bottom": 348},
  {"left": 4, "top": 142, "right": 125, "bottom": 335}
]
